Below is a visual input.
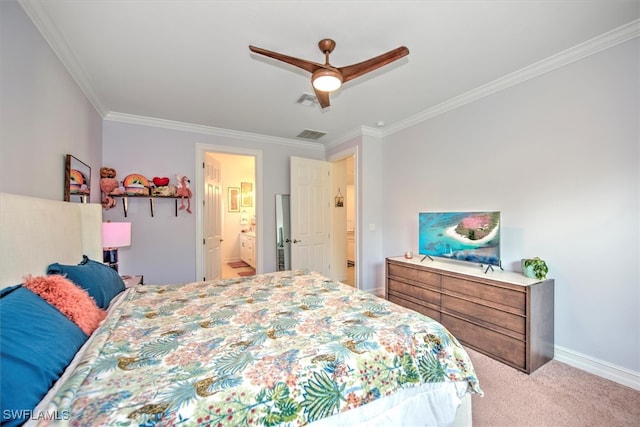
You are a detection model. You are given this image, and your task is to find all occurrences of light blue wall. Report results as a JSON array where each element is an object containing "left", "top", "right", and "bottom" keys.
[
  {"left": 0, "top": 1, "right": 102, "bottom": 202},
  {"left": 328, "top": 135, "right": 386, "bottom": 295},
  {"left": 101, "top": 119, "right": 325, "bottom": 284},
  {"left": 380, "top": 39, "right": 639, "bottom": 372}
]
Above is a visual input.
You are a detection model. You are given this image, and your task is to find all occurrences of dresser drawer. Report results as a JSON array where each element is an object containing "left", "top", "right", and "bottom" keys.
[
  {"left": 442, "top": 294, "right": 525, "bottom": 336},
  {"left": 388, "top": 263, "right": 417, "bottom": 281},
  {"left": 442, "top": 276, "right": 525, "bottom": 312},
  {"left": 389, "top": 279, "right": 441, "bottom": 306},
  {"left": 417, "top": 270, "right": 440, "bottom": 287},
  {"left": 441, "top": 313, "right": 526, "bottom": 370},
  {"left": 389, "top": 293, "right": 441, "bottom": 321},
  {"left": 388, "top": 263, "right": 440, "bottom": 287}
]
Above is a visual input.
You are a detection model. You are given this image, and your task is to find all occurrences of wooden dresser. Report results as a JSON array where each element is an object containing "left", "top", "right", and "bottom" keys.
[{"left": 386, "top": 256, "right": 554, "bottom": 374}]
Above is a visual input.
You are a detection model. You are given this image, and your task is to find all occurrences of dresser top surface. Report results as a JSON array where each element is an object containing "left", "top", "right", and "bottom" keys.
[{"left": 387, "top": 256, "right": 547, "bottom": 287}]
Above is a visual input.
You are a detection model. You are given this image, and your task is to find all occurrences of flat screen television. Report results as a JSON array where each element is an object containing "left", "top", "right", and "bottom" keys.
[{"left": 418, "top": 211, "right": 501, "bottom": 266}]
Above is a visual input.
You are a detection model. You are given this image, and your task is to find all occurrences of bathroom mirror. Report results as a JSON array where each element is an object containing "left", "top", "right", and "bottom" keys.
[
  {"left": 275, "top": 194, "right": 291, "bottom": 271},
  {"left": 64, "top": 154, "right": 91, "bottom": 203}
]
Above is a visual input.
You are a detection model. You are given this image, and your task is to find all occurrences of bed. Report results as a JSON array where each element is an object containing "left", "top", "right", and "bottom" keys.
[{"left": 0, "top": 192, "right": 481, "bottom": 426}]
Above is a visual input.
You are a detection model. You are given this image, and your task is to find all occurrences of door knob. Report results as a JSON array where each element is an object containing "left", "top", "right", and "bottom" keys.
[
  {"left": 285, "top": 239, "right": 291, "bottom": 243},
  {"left": 293, "top": 239, "right": 302, "bottom": 243}
]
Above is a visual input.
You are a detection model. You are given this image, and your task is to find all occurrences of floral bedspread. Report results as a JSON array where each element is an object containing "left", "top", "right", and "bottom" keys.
[{"left": 40, "top": 271, "right": 481, "bottom": 426}]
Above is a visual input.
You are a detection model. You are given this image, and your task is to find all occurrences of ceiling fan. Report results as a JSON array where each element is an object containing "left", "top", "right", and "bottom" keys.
[{"left": 249, "top": 39, "right": 409, "bottom": 108}]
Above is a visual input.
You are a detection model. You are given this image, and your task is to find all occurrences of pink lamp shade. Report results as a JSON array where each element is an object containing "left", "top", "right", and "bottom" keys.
[
  {"left": 102, "top": 222, "right": 131, "bottom": 249},
  {"left": 102, "top": 222, "right": 131, "bottom": 272}
]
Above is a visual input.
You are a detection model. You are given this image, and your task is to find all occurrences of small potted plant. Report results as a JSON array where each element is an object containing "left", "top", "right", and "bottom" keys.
[{"left": 522, "top": 257, "right": 548, "bottom": 280}]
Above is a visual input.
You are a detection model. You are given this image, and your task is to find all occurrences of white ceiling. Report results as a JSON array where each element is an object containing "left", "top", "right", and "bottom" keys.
[{"left": 20, "top": 0, "right": 639, "bottom": 145}]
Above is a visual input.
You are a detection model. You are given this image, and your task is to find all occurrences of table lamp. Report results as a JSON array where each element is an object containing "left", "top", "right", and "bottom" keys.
[{"left": 102, "top": 222, "right": 131, "bottom": 272}]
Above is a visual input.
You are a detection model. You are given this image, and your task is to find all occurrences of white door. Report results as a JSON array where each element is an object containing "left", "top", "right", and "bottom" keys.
[
  {"left": 204, "top": 154, "right": 222, "bottom": 280},
  {"left": 290, "top": 156, "right": 331, "bottom": 275}
]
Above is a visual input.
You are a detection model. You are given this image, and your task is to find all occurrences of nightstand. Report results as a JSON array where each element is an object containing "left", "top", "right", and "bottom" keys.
[{"left": 121, "top": 275, "right": 144, "bottom": 288}]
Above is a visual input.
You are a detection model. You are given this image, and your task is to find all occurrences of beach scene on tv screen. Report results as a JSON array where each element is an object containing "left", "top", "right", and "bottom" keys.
[{"left": 419, "top": 211, "right": 501, "bottom": 266}]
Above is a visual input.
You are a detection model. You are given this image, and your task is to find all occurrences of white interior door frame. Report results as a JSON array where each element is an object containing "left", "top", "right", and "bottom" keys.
[
  {"left": 328, "top": 146, "right": 359, "bottom": 288},
  {"left": 195, "top": 143, "right": 263, "bottom": 281}
]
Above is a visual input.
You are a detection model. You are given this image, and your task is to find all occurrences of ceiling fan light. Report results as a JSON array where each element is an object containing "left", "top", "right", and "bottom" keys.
[{"left": 312, "top": 69, "right": 342, "bottom": 92}]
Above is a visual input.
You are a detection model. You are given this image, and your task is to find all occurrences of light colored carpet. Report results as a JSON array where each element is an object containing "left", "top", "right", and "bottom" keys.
[{"left": 466, "top": 348, "right": 640, "bottom": 426}]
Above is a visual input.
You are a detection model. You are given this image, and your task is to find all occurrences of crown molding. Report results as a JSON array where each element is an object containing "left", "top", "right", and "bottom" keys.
[
  {"left": 18, "top": 0, "right": 107, "bottom": 117},
  {"left": 360, "top": 126, "right": 384, "bottom": 138},
  {"left": 104, "top": 112, "right": 325, "bottom": 151},
  {"left": 19, "top": 0, "right": 637, "bottom": 149},
  {"left": 381, "top": 19, "right": 640, "bottom": 138},
  {"left": 326, "top": 125, "right": 384, "bottom": 149}
]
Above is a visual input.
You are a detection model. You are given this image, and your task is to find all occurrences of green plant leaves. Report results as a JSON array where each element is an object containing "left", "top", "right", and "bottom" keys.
[
  {"left": 397, "top": 353, "right": 421, "bottom": 384},
  {"left": 418, "top": 351, "right": 448, "bottom": 382},
  {"left": 301, "top": 371, "right": 345, "bottom": 421},
  {"left": 214, "top": 351, "right": 255, "bottom": 376},
  {"left": 257, "top": 382, "right": 301, "bottom": 426},
  {"left": 140, "top": 337, "right": 179, "bottom": 358},
  {"left": 524, "top": 257, "right": 549, "bottom": 279}
]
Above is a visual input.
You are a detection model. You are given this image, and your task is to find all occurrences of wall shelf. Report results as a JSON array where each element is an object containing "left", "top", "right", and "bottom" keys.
[{"left": 106, "top": 194, "right": 189, "bottom": 217}]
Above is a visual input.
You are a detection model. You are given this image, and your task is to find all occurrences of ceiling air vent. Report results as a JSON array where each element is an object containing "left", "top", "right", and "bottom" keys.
[{"left": 296, "top": 129, "right": 326, "bottom": 140}]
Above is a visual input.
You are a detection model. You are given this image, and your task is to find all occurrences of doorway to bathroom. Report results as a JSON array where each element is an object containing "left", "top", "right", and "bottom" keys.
[{"left": 199, "top": 149, "right": 257, "bottom": 281}]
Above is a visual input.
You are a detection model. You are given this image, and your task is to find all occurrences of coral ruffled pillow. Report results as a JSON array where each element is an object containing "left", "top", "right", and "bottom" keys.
[{"left": 23, "top": 275, "right": 107, "bottom": 335}]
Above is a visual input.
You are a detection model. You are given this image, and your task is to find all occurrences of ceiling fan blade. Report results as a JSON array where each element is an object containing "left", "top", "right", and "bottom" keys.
[
  {"left": 339, "top": 46, "right": 409, "bottom": 83},
  {"left": 249, "top": 45, "right": 323, "bottom": 74},
  {"left": 313, "top": 87, "right": 331, "bottom": 109}
]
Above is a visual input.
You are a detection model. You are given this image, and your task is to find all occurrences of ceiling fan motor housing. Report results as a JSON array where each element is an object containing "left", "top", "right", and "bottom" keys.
[
  {"left": 312, "top": 68, "right": 343, "bottom": 92},
  {"left": 318, "top": 39, "right": 337, "bottom": 54}
]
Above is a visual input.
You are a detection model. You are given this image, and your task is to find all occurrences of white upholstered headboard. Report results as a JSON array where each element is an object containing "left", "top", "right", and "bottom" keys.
[{"left": 0, "top": 193, "right": 103, "bottom": 289}]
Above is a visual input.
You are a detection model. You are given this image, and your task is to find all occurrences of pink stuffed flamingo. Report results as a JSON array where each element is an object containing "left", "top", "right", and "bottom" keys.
[{"left": 175, "top": 174, "right": 192, "bottom": 214}]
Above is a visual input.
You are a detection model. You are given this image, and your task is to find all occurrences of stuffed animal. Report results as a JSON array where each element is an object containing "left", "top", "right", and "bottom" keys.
[
  {"left": 152, "top": 177, "right": 170, "bottom": 187},
  {"left": 151, "top": 176, "right": 175, "bottom": 197},
  {"left": 175, "top": 174, "right": 192, "bottom": 214},
  {"left": 100, "top": 167, "right": 119, "bottom": 209}
]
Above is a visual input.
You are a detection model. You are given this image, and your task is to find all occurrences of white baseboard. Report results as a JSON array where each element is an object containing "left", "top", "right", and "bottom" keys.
[{"left": 554, "top": 345, "right": 640, "bottom": 391}]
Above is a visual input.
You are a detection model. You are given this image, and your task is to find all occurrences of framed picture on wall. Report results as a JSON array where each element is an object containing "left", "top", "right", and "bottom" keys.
[
  {"left": 241, "top": 182, "right": 253, "bottom": 207},
  {"left": 64, "top": 154, "right": 91, "bottom": 203},
  {"left": 228, "top": 187, "right": 240, "bottom": 212}
]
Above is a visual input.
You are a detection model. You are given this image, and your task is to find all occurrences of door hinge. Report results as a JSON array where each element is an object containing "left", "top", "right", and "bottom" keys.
[
  {"left": 203, "top": 238, "right": 205, "bottom": 245},
  {"left": 202, "top": 162, "right": 205, "bottom": 168}
]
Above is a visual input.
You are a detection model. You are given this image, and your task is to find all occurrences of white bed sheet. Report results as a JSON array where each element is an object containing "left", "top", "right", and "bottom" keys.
[{"left": 310, "top": 380, "right": 469, "bottom": 427}]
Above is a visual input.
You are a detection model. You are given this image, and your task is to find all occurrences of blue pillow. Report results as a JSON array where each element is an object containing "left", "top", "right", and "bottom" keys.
[
  {"left": 0, "top": 286, "right": 87, "bottom": 426},
  {"left": 47, "top": 255, "right": 125, "bottom": 309}
]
